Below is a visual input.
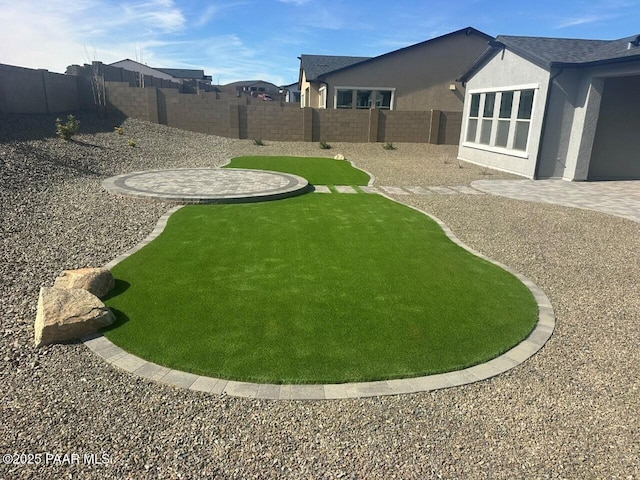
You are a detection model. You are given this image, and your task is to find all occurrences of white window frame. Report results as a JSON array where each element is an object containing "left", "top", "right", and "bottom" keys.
[
  {"left": 463, "top": 84, "right": 539, "bottom": 158},
  {"left": 319, "top": 86, "right": 327, "bottom": 109},
  {"left": 333, "top": 87, "right": 396, "bottom": 110}
]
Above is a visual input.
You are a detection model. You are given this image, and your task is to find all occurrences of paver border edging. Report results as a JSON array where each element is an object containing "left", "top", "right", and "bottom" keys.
[
  {"left": 102, "top": 167, "right": 311, "bottom": 204},
  {"left": 86, "top": 188, "right": 555, "bottom": 401}
]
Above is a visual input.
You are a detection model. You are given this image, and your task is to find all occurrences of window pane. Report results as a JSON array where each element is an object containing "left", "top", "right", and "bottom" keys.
[
  {"left": 466, "top": 119, "right": 478, "bottom": 142},
  {"left": 377, "top": 90, "right": 392, "bottom": 109},
  {"left": 480, "top": 119, "right": 492, "bottom": 144},
  {"left": 483, "top": 92, "right": 495, "bottom": 117},
  {"left": 356, "top": 90, "right": 372, "bottom": 109},
  {"left": 499, "top": 91, "right": 513, "bottom": 118},
  {"left": 469, "top": 94, "right": 480, "bottom": 117},
  {"left": 496, "top": 120, "right": 510, "bottom": 147},
  {"left": 337, "top": 89, "right": 352, "bottom": 108},
  {"left": 518, "top": 90, "right": 534, "bottom": 119},
  {"left": 514, "top": 121, "right": 530, "bottom": 150}
]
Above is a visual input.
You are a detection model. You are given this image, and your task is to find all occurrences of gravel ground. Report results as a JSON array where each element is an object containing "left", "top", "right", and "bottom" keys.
[{"left": 1, "top": 114, "right": 638, "bottom": 479}]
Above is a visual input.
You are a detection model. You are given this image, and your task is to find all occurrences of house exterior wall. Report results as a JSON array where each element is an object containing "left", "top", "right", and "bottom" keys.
[
  {"left": 300, "top": 71, "right": 322, "bottom": 108},
  {"left": 457, "top": 49, "right": 550, "bottom": 178},
  {"left": 539, "top": 61, "right": 640, "bottom": 180},
  {"left": 588, "top": 74, "right": 640, "bottom": 180},
  {"left": 321, "top": 31, "right": 488, "bottom": 112},
  {"left": 536, "top": 69, "right": 582, "bottom": 178}
]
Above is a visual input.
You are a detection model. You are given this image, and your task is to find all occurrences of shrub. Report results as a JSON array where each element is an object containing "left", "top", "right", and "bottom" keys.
[
  {"left": 253, "top": 138, "right": 265, "bottom": 146},
  {"left": 55, "top": 115, "right": 80, "bottom": 141},
  {"left": 114, "top": 126, "right": 124, "bottom": 135},
  {"left": 319, "top": 140, "right": 332, "bottom": 150},
  {"left": 383, "top": 142, "right": 395, "bottom": 150},
  {"left": 127, "top": 138, "right": 136, "bottom": 147}
]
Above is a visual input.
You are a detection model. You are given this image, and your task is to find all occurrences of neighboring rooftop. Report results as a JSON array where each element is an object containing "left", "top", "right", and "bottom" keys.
[
  {"left": 298, "top": 55, "right": 371, "bottom": 82},
  {"left": 156, "top": 68, "right": 211, "bottom": 81},
  {"left": 224, "top": 80, "right": 280, "bottom": 88},
  {"left": 459, "top": 33, "right": 640, "bottom": 82},
  {"left": 497, "top": 33, "right": 640, "bottom": 67}
]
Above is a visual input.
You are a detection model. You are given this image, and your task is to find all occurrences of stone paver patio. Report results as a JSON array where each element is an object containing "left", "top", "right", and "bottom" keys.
[
  {"left": 472, "top": 179, "right": 640, "bottom": 222},
  {"left": 102, "top": 168, "right": 310, "bottom": 203}
]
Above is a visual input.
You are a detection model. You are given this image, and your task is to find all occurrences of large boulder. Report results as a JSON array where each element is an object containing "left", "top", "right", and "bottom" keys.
[
  {"left": 54, "top": 267, "right": 115, "bottom": 299},
  {"left": 34, "top": 287, "right": 115, "bottom": 347}
]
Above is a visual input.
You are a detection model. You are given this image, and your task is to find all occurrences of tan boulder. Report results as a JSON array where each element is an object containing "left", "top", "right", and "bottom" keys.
[
  {"left": 34, "top": 287, "right": 115, "bottom": 347},
  {"left": 54, "top": 267, "right": 115, "bottom": 299}
]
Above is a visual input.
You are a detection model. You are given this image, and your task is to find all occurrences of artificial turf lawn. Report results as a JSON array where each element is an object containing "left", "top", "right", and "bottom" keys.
[
  {"left": 223, "top": 155, "right": 370, "bottom": 186},
  {"left": 103, "top": 194, "right": 538, "bottom": 384}
]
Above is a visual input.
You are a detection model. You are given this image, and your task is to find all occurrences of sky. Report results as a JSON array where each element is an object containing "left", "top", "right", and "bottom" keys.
[{"left": 1, "top": 0, "right": 640, "bottom": 85}]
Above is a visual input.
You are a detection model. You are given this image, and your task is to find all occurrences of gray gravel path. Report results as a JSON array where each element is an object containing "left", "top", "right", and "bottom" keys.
[{"left": 1, "top": 115, "right": 638, "bottom": 479}]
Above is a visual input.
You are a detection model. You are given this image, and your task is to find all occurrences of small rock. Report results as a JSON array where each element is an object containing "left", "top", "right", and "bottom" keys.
[
  {"left": 53, "top": 267, "right": 115, "bottom": 299},
  {"left": 334, "top": 154, "right": 345, "bottom": 160},
  {"left": 34, "top": 287, "right": 115, "bottom": 347}
]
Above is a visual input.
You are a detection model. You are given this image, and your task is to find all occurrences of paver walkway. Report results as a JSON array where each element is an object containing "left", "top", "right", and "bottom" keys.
[
  {"left": 315, "top": 185, "right": 486, "bottom": 195},
  {"left": 321, "top": 181, "right": 640, "bottom": 223},
  {"left": 471, "top": 179, "right": 640, "bottom": 222}
]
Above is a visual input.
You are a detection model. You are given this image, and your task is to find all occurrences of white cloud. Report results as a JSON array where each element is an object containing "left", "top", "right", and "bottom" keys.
[
  {"left": 0, "top": 0, "right": 187, "bottom": 72},
  {"left": 556, "top": 15, "right": 605, "bottom": 28}
]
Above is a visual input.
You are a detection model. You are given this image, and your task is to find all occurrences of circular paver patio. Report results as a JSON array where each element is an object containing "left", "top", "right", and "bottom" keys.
[{"left": 102, "top": 168, "right": 310, "bottom": 203}]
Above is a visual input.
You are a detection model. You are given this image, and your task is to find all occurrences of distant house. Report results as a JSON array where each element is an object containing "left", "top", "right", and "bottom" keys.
[
  {"left": 155, "top": 68, "right": 212, "bottom": 85},
  {"left": 222, "top": 80, "right": 281, "bottom": 99},
  {"left": 457, "top": 34, "right": 640, "bottom": 181},
  {"left": 109, "top": 59, "right": 212, "bottom": 88},
  {"left": 298, "top": 27, "right": 492, "bottom": 111},
  {"left": 298, "top": 55, "right": 370, "bottom": 108},
  {"left": 282, "top": 82, "right": 301, "bottom": 103}
]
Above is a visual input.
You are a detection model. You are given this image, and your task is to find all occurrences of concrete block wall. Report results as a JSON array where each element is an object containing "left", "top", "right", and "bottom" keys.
[
  {"left": 379, "top": 111, "right": 431, "bottom": 143},
  {"left": 158, "top": 88, "right": 231, "bottom": 137},
  {"left": 43, "top": 71, "right": 80, "bottom": 113},
  {"left": 105, "top": 82, "right": 157, "bottom": 122},
  {"left": 1, "top": 63, "right": 462, "bottom": 144},
  {"left": 244, "top": 103, "right": 303, "bottom": 141},
  {"left": 0, "top": 63, "right": 79, "bottom": 114},
  {"left": 438, "top": 111, "right": 462, "bottom": 145},
  {"left": 313, "top": 109, "right": 370, "bottom": 142}
]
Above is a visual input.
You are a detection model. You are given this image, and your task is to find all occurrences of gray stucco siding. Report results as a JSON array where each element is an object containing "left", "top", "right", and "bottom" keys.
[
  {"left": 321, "top": 32, "right": 489, "bottom": 112},
  {"left": 458, "top": 49, "right": 550, "bottom": 178},
  {"left": 541, "top": 61, "right": 640, "bottom": 180},
  {"left": 589, "top": 74, "right": 640, "bottom": 180}
]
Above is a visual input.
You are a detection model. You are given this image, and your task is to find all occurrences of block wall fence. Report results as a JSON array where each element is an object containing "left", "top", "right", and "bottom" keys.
[{"left": 0, "top": 63, "right": 462, "bottom": 144}]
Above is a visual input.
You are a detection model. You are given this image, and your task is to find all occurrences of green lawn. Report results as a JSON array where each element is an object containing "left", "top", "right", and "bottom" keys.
[
  {"left": 223, "top": 156, "right": 370, "bottom": 186},
  {"left": 104, "top": 193, "right": 537, "bottom": 384}
]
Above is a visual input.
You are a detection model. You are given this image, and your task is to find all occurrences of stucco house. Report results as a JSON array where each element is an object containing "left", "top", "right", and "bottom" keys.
[
  {"left": 298, "top": 27, "right": 492, "bottom": 111},
  {"left": 282, "top": 82, "right": 301, "bottom": 103},
  {"left": 109, "top": 59, "right": 211, "bottom": 85},
  {"left": 221, "top": 80, "right": 282, "bottom": 99},
  {"left": 457, "top": 34, "right": 640, "bottom": 181}
]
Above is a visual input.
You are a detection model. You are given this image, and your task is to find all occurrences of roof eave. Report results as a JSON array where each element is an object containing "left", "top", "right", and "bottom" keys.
[
  {"left": 456, "top": 41, "right": 503, "bottom": 83},
  {"left": 551, "top": 53, "right": 640, "bottom": 69}
]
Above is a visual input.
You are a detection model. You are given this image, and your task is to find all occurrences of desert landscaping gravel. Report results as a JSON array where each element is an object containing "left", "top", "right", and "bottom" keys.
[{"left": 1, "top": 113, "right": 638, "bottom": 479}]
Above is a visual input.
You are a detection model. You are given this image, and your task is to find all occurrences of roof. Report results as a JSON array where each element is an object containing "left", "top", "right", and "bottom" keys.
[
  {"left": 318, "top": 27, "right": 492, "bottom": 80},
  {"left": 109, "top": 59, "right": 212, "bottom": 80},
  {"left": 223, "top": 80, "right": 280, "bottom": 88},
  {"left": 156, "top": 68, "right": 209, "bottom": 80},
  {"left": 458, "top": 33, "right": 640, "bottom": 82},
  {"left": 299, "top": 55, "right": 370, "bottom": 82}
]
